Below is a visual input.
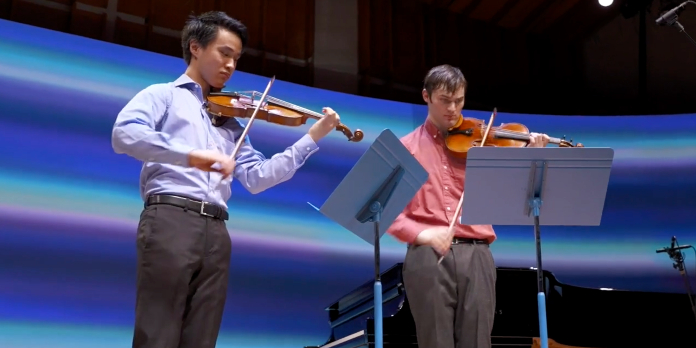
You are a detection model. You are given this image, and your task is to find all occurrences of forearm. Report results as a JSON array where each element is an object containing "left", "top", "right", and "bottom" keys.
[
  {"left": 234, "top": 133, "right": 318, "bottom": 194},
  {"left": 387, "top": 212, "right": 431, "bottom": 245},
  {"left": 112, "top": 123, "right": 195, "bottom": 165}
]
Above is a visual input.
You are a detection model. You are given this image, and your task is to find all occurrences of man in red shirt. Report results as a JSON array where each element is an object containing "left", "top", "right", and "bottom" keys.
[{"left": 386, "top": 64, "right": 550, "bottom": 348}]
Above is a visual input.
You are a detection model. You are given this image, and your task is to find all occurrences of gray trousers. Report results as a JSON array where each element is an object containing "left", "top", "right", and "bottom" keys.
[
  {"left": 131, "top": 203, "right": 232, "bottom": 348},
  {"left": 403, "top": 242, "right": 497, "bottom": 348}
]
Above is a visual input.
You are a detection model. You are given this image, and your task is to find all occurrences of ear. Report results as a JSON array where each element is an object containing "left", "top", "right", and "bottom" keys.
[
  {"left": 189, "top": 39, "right": 201, "bottom": 60},
  {"left": 421, "top": 88, "right": 430, "bottom": 104}
]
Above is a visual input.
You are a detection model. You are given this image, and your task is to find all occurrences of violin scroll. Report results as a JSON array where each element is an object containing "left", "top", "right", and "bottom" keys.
[
  {"left": 337, "top": 125, "right": 364, "bottom": 142},
  {"left": 558, "top": 135, "right": 584, "bottom": 148}
]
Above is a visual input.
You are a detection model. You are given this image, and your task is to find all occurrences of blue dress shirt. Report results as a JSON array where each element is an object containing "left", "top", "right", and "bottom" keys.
[{"left": 111, "top": 74, "right": 319, "bottom": 209}]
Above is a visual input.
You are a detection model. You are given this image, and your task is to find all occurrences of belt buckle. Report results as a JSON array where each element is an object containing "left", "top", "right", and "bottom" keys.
[{"left": 199, "top": 201, "right": 214, "bottom": 217}]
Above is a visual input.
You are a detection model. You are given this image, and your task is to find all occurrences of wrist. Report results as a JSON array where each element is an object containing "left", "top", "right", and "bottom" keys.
[
  {"left": 186, "top": 149, "right": 198, "bottom": 166},
  {"left": 307, "top": 129, "right": 320, "bottom": 143},
  {"left": 413, "top": 228, "right": 433, "bottom": 245}
]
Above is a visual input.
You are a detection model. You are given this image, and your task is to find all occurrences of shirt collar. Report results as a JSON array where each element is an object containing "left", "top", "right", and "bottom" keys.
[
  {"left": 424, "top": 117, "right": 443, "bottom": 138},
  {"left": 173, "top": 74, "right": 205, "bottom": 104},
  {"left": 174, "top": 74, "right": 198, "bottom": 88}
]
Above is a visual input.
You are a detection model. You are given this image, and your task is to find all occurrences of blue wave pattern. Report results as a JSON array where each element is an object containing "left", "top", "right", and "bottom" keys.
[{"left": 1, "top": 19, "right": 696, "bottom": 348}]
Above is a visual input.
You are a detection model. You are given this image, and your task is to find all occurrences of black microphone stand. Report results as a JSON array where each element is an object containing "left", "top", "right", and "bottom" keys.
[
  {"left": 668, "top": 21, "right": 696, "bottom": 48},
  {"left": 661, "top": 237, "right": 696, "bottom": 325},
  {"left": 658, "top": 1, "right": 696, "bottom": 49}
]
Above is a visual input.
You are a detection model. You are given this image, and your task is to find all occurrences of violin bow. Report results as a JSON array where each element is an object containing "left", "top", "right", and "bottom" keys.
[
  {"left": 230, "top": 76, "right": 276, "bottom": 159},
  {"left": 438, "top": 108, "right": 497, "bottom": 264},
  {"left": 208, "top": 76, "right": 276, "bottom": 192}
]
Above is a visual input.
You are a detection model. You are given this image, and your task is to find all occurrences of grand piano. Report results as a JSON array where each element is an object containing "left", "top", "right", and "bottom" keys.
[{"left": 305, "top": 263, "right": 696, "bottom": 348}]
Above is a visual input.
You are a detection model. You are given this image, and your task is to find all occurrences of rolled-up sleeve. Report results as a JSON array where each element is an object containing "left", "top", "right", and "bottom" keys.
[{"left": 386, "top": 201, "right": 431, "bottom": 244}]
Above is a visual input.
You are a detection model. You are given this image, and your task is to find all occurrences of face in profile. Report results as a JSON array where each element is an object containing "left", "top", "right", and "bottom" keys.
[
  {"left": 191, "top": 28, "right": 243, "bottom": 89},
  {"left": 422, "top": 86, "right": 465, "bottom": 131}
]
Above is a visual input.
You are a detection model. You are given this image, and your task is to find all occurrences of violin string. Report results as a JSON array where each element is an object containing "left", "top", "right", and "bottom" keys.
[
  {"left": 494, "top": 129, "right": 562, "bottom": 141},
  {"left": 239, "top": 91, "right": 330, "bottom": 119},
  {"left": 457, "top": 126, "right": 564, "bottom": 143},
  {"left": 264, "top": 95, "right": 325, "bottom": 118},
  {"left": 472, "top": 125, "right": 562, "bottom": 141},
  {"left": 474, "top": 125, "right": 527, "bottom": 136}
]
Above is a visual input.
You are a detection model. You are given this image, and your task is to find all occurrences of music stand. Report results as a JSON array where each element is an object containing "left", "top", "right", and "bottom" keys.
[
  {"left": 308, "top": 129, "right": 428, "bottom": 348},
  {"left": 459, "top": 146, "right": 614, "bottom": 348}
]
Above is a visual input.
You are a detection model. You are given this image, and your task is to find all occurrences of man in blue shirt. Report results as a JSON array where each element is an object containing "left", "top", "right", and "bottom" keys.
[{"left": 111, "top": 11, "right": 341, "bottom": 348}]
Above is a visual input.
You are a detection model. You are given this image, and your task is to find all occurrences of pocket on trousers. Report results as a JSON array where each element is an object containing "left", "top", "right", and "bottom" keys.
[
  {"left": 137, "top": 206, "right": 159, "bottom": 251},
  {"left": 402, "top": 244, "right": 436, "bottom": 274}
]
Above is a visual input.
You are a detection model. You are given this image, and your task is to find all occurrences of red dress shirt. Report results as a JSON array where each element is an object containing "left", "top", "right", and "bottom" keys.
[{"left": 386, "top": 118, "right": 497, "bottom": 245}]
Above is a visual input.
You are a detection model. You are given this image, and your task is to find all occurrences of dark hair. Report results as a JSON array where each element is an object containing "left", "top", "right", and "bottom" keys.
[
  {"left": 423, "top": 64, "right": 467, "bottom": 96},
  {"left": 181, "top": 11, "right": 248, "bottom": 65}
]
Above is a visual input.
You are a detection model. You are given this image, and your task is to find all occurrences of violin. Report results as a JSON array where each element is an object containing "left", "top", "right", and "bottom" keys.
[
  {"left": 206, "top": 89, "right": 364, "bottom": 143},
  {"left": 444, "top": 108, "right": 583, "bottom": 158},
  {"left": 436, "top": 108, "right": 584, "bottom": 264}
]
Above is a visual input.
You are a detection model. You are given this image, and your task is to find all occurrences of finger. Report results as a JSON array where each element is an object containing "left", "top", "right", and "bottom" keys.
[
  {"left": 205, "top": 166, "right": 224, "bottom": 174},
  {"left": 222, "top": 162, "right": 235, "bottom": 176},
  {"left": 193, "top": 163, "right": 218, "bottom": 173},
  {"left": 322, "top": 107, "right": 335, "bottom": 115}
]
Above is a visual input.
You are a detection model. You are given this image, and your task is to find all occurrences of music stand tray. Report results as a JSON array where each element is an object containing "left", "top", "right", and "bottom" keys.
[
  {"left": 460, "top": 146, "right": 614, "bottom": 348},
  {"left": 308, "top": 129, "right": 428, "bottom": 348}
]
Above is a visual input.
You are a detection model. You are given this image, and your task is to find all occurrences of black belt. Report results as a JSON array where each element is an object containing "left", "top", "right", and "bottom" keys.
[
  {"left": 408, "top": 237, "right": 489, "bottom": 248},
  {"left": 145, "top": 194, "right": 229, "bottom": 220},
  {"left": 452, "top": 237, "right": 489, "bottom": 245}
]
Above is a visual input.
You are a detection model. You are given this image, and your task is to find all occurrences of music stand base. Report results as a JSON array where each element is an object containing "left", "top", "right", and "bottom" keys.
[{"left": 530, "top": 197, "right": 549, "bottom": 348}]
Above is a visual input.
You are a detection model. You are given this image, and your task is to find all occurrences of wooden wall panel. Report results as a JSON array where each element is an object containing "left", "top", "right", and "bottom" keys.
[
  {"left": 69, "top": 7, "right": 105, "bottom": 40},
  {"left": 117, "top": 0, "right": 149, "bottom": 18},
  {"left": 1, "top": 0, "right": 316, "bottom": 88},
  {"left": 0, "top": 0, "right": 12, "bottom": 19},
  {"left": 218, "top": 0, "right": 315, "bottom": 84},
  {"left": 113, "top": 17, "right": 148, "bottom": 49},
  {"left": 358, "top": 0, "right": 586, "bottom": 112},
  {"left": 8, "top": 0, "right": 70, "bottom": 32},
  {"left": 389, "top": 0, "right": 426, "bottom": 85},
  {"left": 80, "top": 0, "right": 107, "bottom": 7},
  {"left": 285, "top": 0, "right": 314, "bottom": 61},
  {"left": 148, "top": 32, "right": 182, "bottom": 60}
]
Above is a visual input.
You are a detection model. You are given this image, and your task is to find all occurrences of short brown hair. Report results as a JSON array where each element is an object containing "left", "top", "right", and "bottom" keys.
[{"left": 423, "top": 64, "right": 467, "bottom": 96}]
